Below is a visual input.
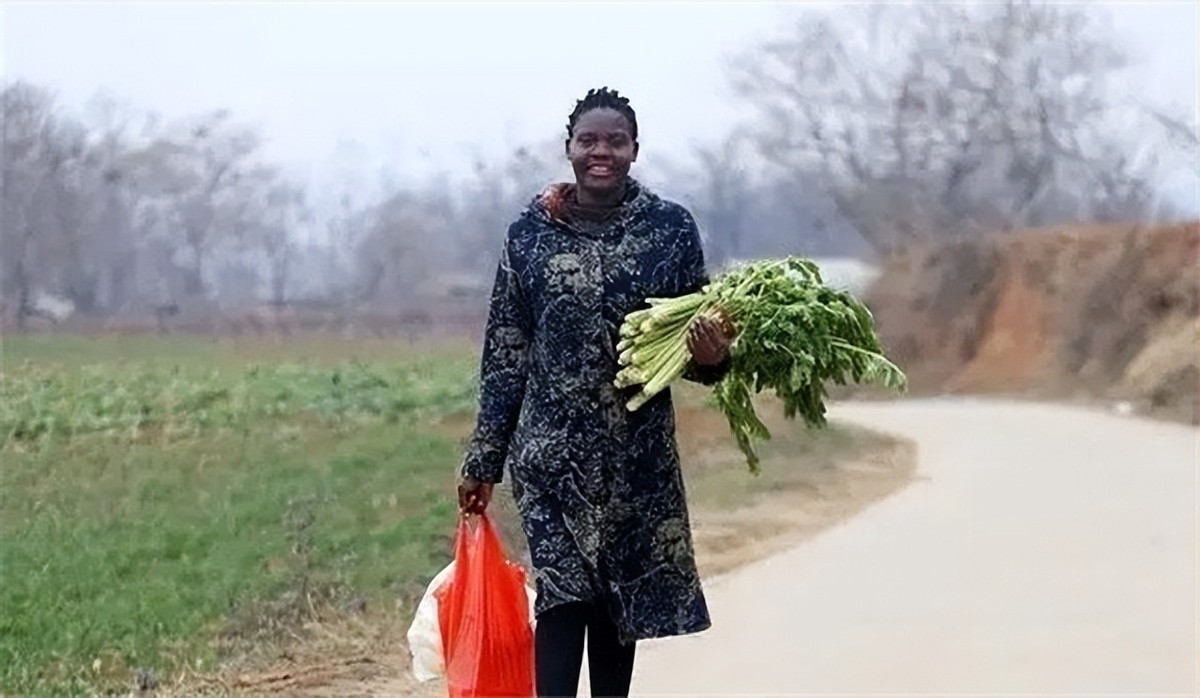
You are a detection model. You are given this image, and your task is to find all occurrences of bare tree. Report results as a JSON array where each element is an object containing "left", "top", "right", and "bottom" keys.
[
  {"left": 731, "top": 1, "right": 1175, "bottom": 255},
  {"left": 262, "top": 181, "right": 308, "bottom": 308},
  {"left": 2, "top": 83, "right": 73, "bottom": 327},
  {"left": 135, "top": 110, "right": 263, "bottom": 298},
  {"left": 2, "top": 83, "right": 323, "bottom": 330},
  {"left": 354, "top": 191, "right": 451, "bottom": 305},
  {"left": 676, "top": 134, "right": 754, "bottom": 266},
  {"left": 457, "top": 141, "right": 566, "bottom": 276},
  {"left": 76, "top": 94, "right": 142, "bottom": 313},
  {"left": 1147, "top": 108, "right": 1200, "bottom": 165}
]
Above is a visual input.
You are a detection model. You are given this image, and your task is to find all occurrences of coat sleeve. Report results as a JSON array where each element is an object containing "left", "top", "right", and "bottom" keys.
[
  {"left": 460, "top": 236, "right": 532, "bottom": 484},
  {"left": 677, "top": 209, "right": 733, "bottom": 387}
]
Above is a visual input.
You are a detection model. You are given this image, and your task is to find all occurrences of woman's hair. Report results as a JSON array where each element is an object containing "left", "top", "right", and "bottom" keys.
[{"left": 566, "top": 87, "right": 638, "bottom": 143}]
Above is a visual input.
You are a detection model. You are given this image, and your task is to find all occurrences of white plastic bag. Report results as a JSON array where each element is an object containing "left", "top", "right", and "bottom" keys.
[
  {"left": 407, "top": 561, "right": 457, "bottom": 682},
  {"left": 407, "top": 561, "right": 538, "bottom": 683}
]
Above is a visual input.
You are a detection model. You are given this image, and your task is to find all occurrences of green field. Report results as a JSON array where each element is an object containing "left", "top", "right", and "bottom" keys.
[
  {"left": 0, "top": 333, "right": 908, "bottom": 697},
  {"left": 0, "top": 335, "right": 487, "bottom": 696}
]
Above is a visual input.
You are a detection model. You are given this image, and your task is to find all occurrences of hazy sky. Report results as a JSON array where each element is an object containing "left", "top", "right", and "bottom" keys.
[{"left": 3, "top": 1, "right": 1197, "bottom": 205}]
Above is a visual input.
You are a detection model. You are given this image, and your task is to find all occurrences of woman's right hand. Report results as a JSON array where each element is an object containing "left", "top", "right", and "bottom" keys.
[
  {"left": 688, "top": 305, "right": 737, "bottom": 366},
  {"left": 457, "top": 476, "right": 493, "bottom": 515}
]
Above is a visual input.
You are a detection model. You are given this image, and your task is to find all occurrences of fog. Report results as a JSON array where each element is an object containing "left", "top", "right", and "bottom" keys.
[{"left": 3, "top": 1, "right": 1196, "bottom": 334}]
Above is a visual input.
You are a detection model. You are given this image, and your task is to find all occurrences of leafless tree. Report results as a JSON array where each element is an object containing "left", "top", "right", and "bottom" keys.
[
  {"left": 673, "top": 134, "right": 755, "bottom": 266},
  {"left": 731, "top": 1, "right": 1179, "bottom": 255},
  {"left": 456, "top": 141, "right": 566, "bottom": 276},
  {"left": 1, "top": 83, "right": 86, "bottom": 327},
  {"left": 354, "top": 191, "right": 449, "bottom": 305},
  {"left": 261, "top": 180, "right": 308, "bottom": 308}
]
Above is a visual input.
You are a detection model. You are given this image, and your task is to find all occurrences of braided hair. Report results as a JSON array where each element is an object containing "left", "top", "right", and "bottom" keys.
[{"left": 565, "top": 87, "right": 638, "bottom": 148}]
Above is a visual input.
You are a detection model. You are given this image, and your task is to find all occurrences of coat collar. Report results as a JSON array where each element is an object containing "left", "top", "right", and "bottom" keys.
[{"left": 523, "top": 177, "right": 657, "bottom": 237}]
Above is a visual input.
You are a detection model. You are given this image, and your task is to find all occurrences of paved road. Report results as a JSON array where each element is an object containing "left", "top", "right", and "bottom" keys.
[{"left": 632, "top": 399, "right": 1198, "bottom": 696}]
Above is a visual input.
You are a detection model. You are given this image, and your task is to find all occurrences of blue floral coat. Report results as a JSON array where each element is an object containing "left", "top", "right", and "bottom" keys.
[{"left": 461, "top": 178, "right": 728, "bottom": 644}]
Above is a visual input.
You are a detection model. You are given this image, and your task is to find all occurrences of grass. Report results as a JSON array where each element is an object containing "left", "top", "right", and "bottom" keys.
[
  {"left": 0, "top": 333, "right": 912, "bottom": 697},
  {"left": 0, "top": 359, "right": 477, "bottom": 445},
  {"left": 0, "top": 335, "right": 480, "bottom": 697},
  {"left": 0, "top": 333, "right": 475, "bottom": 368}
]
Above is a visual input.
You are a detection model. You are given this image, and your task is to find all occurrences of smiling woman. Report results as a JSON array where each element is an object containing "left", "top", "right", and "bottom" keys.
[
  {"left": 564, "top": 90, "right": 640, "bottom": 206},
  {"left": 455, "top": 87, "right": 737, "bottom": 697}
]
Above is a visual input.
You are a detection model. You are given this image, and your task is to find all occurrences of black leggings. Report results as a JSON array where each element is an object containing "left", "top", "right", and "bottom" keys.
[{"left": 535, "top": 601, "right": 636, "bottom": 698}]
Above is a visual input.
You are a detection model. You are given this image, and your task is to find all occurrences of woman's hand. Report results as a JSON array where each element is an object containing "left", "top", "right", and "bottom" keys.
[
  {"left": 457, "top": 476, "right": 494, "bottom": 515},
  {"left": 687, "top": 307, "right": 737, "bottom": 367}
]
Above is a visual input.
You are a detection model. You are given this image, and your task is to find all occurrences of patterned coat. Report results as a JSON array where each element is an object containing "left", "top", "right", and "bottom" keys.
[{"left": 460, "top": 178, "right": 729, "bottom": 644}]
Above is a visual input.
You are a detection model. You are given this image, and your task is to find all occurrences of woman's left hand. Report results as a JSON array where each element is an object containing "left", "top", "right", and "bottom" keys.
[{"left": 687, "top": 308, "right": 736, "bottom": 367}]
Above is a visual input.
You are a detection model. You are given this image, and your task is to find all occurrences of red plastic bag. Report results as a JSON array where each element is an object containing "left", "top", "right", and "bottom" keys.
[{"left": 435, "top": 513, "right": 534, "bottom": 698}]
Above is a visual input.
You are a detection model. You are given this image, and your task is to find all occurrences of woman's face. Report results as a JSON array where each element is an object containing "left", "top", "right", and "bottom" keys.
[{"left": 567, "top": 108, "right": 638, "bottom": 198}]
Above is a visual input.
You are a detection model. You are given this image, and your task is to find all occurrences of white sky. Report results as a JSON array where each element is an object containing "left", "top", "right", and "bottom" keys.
[{"left": 3, "top": 1, "right": 1197, "bottom": 208}]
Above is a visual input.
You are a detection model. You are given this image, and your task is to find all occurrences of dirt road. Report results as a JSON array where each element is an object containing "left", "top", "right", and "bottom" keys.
[{"left": 632, "top": 399, "right": 1198, "bottom": 696}]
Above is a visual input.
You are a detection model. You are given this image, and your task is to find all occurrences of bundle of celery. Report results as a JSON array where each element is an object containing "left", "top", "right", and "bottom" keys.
[{"left": 615, "top": 256, "right": 906, "bottom": 473}]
